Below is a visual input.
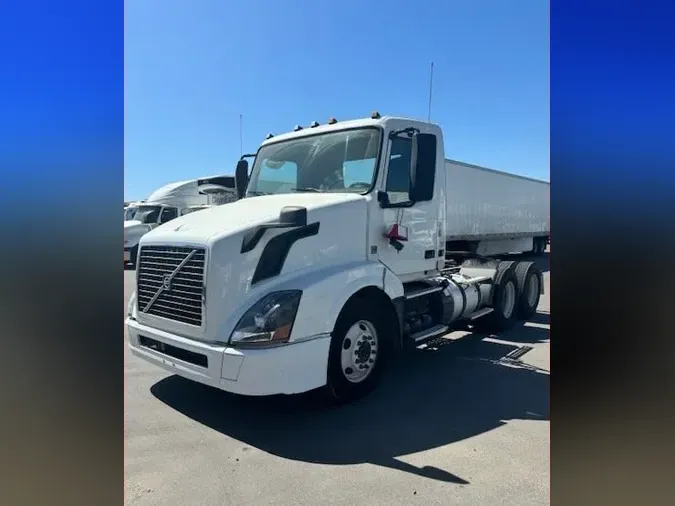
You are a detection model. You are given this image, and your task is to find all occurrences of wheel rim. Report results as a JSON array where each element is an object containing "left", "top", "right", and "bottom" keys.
[
  {"left": 501, "top": 281, "right": 516, "bottom": 319},
  {"left": 340, "top": 320, "right": 379, "bottom": 384},
  {"left": 526, "top": 273, "right": 539, "bottom": 307}
]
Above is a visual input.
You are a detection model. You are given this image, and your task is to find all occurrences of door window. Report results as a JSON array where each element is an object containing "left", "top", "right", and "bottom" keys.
[{"left": 385, "top": 136, "right": 412, "bottom": 204}]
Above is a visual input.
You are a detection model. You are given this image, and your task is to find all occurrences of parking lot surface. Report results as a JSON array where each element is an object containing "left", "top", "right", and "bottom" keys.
[{"left": 125, "top": 252, "right": 549, "bottom": 505}]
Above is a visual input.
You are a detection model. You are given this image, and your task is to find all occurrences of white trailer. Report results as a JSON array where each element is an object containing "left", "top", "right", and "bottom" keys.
[
  {"left": 126, "top": 113, "right": 550, "bottom": 404},
  {"left": 444, "top": 160, "right": 549, "bottom": 257}
]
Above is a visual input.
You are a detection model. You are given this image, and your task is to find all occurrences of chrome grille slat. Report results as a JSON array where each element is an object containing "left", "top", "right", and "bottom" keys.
[
  {"left": 141, "top": 260, "right": 204, "bottom": 267},
  {"left": 141, "top": 266, "right": 203, "bottom": 278},
  {"left": 142, "top": 307, "right": 201, "bottom": 326},
  {"left": 137, "top": 293, "right": 201, "bottom": 309},
  {"left": 138, "top": 279, "right": 202, "bottom": 291},
  {"left": 141, "top": 253, "right": 205, "bottom": 260},
  {"left": 138, "top": 287, "right": 201, "bottom": 301},
  {"left": 137, "top": 291, "right": 201, "bottom": 308},
  {"left": 146, "top": 301, "right": 201, "bottom": 316},
  {"left": 137, "top": 245, "right": 205, "bottom": 326}
]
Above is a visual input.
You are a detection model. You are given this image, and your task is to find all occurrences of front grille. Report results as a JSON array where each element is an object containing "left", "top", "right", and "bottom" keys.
[{"left": 136, "top": 245, "right": 206, "bottom": 326}]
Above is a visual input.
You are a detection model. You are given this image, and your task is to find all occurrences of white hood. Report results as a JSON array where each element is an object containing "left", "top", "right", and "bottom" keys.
[
  {"left": 143, "top": 193, "right": 366, "bottom": 245},
  {"left": 138, "top": 192, "right": 370, "bottom": 341}
]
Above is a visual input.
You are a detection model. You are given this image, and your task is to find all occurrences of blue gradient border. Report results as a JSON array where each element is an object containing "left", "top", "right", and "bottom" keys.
[
  {"left": 0, "top": 0, "right": 674, "bottom": 504},
  {"left": 0, "top": 0, "right": 123, "bottom": 211}
]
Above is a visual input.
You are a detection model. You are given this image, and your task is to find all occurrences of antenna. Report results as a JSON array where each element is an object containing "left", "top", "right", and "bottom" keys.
[
  {"left": 239, "top": 114, "right": 243, "bottom": 157},
  {"left": 427, "top": 61, "right": 434, "bottom": 123}
]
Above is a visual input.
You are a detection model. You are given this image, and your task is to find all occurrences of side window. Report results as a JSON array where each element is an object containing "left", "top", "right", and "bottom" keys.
[
  {"left": 385, "top": 136, "right": 412, "bottom": 203},
  {"left": 160, "top": 207, "right": 178, "bottom": 223}
]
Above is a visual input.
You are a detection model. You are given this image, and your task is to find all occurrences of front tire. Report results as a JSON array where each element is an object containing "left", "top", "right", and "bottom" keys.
[{"left": 324, "top": 297, "right": 388, "bottom": 404}]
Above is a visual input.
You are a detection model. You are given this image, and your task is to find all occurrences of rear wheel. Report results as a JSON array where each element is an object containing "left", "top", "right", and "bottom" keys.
[
  {"left": 480, "top": 265, "right": 519, "bottom": 333},
  {"left": 514, "top": 261, "right": 542, "bottom": 319},
  {"left": 324, "top": 297, "right": 388, "bottom": 404}
]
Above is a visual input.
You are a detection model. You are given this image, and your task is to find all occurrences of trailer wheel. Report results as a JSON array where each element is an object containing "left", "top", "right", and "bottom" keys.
[
  {"left": 514, "top": 261, "right": 542, "bottom": 319},
  {"left": 324, "top": 296, "right": 387, "bottom": 404},
  {"left": 480, "top": 265, "right": 519, "bottom": 333}
]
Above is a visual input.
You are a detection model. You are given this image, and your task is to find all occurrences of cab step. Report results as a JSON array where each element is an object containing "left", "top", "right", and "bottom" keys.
[
  {"left": 412, "top": 324, "right": 449, "bottom": 343},
  {"left": 469, "top": 307, "right": 494, "bottom": 320}
]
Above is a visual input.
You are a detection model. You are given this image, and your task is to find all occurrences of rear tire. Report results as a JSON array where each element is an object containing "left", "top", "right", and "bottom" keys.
[
  {"left": 323, "top": 296, "right": 388, "bottom": 404},
  {"left": 480, "top": 264, "right": 519, "bottom": 333},
  {"left": 514, "top": 261, "right": 542, "bottom": 319}
]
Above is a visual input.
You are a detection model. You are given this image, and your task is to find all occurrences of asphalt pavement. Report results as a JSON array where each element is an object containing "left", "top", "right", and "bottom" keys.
[{"left": 124, "top": 250, "right": 550, "bottom": 505}]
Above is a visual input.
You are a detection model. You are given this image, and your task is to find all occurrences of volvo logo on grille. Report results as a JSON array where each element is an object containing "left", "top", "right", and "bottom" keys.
[{"left": 142, "top": 249, "right": 198, "bottom": 314}]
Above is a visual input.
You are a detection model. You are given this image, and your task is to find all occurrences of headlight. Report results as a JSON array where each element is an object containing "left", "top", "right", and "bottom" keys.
[
  {"left": 127, "top": 291, "right": 137, "bottom": 318},
  {"left": 230, "top": 290, "right": 302, "bottom": 348}
]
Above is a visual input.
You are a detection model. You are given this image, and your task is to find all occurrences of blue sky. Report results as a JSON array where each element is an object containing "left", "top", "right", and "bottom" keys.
[{"left": 125, "top": 0, "right": 549, "bottom": 201}]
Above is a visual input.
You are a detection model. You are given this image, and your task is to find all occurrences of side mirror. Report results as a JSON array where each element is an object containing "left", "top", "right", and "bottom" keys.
[
  {"left": 409, "top": 133, "right": 437, "bottom": 202},
  {"left": 235, "top": 159, "right": 249, "bottom": 199}
]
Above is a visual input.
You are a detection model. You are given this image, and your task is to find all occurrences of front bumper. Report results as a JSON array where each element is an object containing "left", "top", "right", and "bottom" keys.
[{"left": 126, "top": 317, "right": 331, "bottom": 396}]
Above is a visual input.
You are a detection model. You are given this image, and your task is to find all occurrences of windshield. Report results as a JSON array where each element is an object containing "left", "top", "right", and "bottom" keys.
[
  {"left": 126, "top": 205, "right": 162, "bottom": 224},
  {"left": 245, "top": 128, "right": 381, "bottom": 197}
]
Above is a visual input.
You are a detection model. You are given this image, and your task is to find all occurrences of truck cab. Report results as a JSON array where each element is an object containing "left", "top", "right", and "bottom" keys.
[{"left": 126, "top": 113, "right": 544, "bottom": 403}]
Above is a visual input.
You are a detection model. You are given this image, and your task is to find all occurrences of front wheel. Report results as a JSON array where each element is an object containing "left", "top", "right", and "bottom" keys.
[{"left": 324, "top": 297, "right": 388, "bottom": 404}]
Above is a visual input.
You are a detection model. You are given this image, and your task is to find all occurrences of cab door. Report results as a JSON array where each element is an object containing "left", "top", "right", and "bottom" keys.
[{"left": 374, "top": 133, "right": 440, "bottom": 279}]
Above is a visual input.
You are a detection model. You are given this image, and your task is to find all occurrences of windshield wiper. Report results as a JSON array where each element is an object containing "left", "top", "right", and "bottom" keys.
[
  {"left": 246, "top": 190, "right": 269, "bottom": 196},
  {"left": 293, "top": 187, "right": 322, "bottom": 193}
]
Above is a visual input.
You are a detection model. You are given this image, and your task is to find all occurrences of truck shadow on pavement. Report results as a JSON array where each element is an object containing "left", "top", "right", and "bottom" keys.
[{"left": 150, "top": 327, "right": 550, "bottom": 485}]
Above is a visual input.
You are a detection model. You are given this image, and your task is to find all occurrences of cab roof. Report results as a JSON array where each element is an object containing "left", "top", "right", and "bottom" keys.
[{"left": 259, "top": 115, "right": 433, "bottom": 147}]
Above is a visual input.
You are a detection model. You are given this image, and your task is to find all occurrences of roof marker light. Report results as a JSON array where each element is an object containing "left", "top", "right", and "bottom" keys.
[
  {"left": 328, "top": 117, "right": 338, "bottom": 125},
  {"left": 293, "top": 125, "right": 303, "bottom": 131},
  {"left": 371, "top": 111, "right": 381, "bottom": 119},
  {"left": 265, "top": 133, "right": 274, "bottom": 139},
  {"left": 310, "top": 121, "right": 319, "bottom": 128}
]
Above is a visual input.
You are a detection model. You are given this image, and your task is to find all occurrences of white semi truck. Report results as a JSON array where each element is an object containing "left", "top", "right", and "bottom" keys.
[
  {"left": 124, "top": 175, "right": 238, "bottom": 266},
  {"left": 126, "top": 113, "right": 549, "bottom": 403}
]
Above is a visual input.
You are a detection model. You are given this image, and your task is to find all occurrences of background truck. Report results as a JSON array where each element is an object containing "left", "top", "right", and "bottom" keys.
[
  {"left": 126, "top": 113, "right": 549, "bottom": 404},
  {"left": 124, "top": 175, "right": 238, "bottom": 266}
]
